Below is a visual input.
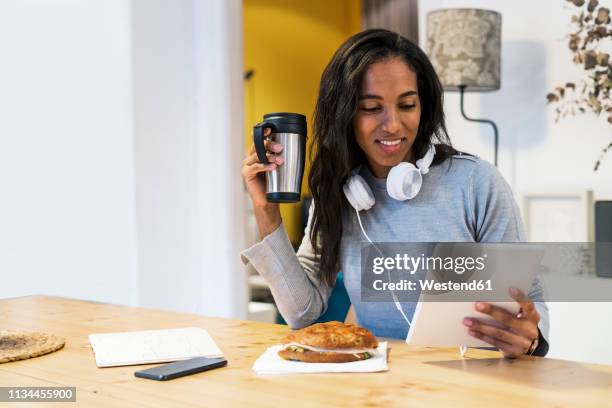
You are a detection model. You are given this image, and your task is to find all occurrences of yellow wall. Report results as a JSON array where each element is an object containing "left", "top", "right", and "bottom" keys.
[{"left": 244, "top": 0, "right": 361, "bottom": 244}]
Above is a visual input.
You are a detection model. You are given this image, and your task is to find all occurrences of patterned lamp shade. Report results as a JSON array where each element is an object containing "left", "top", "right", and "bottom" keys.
[{"left": 426, "top": 9, "right": 501, "bottom": 92}]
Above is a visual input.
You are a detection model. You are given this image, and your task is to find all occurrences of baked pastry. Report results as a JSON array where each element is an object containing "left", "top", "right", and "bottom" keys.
[{"left": 278, "top": 321, "right": 378, "bottom": 363}]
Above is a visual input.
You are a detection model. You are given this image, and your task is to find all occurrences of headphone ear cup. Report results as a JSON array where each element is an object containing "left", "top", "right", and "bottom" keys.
[
  {"left": 387, "top": 162, "right": 423, "bottom": 201},
  {"left": 343, "top": 174, "right": 375, "bottom": 211}
]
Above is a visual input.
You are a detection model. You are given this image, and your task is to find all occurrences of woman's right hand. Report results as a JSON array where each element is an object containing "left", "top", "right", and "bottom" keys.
[{"left": 242, "top": 128, "right": 284, "bottom": 236}]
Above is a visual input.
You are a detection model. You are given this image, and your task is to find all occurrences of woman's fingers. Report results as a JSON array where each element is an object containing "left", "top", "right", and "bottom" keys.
[
  {"left": 509, "top": 287, "right": 539, "bottom": 322},
  {"left": 243, "top": 151, "right": 285, "bottom": 166},
  {"left": 243, "top": 131, "right": 285, "bottom": 185},
  {"left": 263, "top": 138, "right": 283, "bottom": 154},
  {"left": 247, "top": 140, "right": 283, "bottom": 161},
  {"left": 463, "top": 295, "right": 542, "bottom": 358},
  {"left": 244, "top": 138, "right": 284, "bottom": 169},
  {"left": 242, "top": 161, "right": 277, "bottom": 179},
  {"left": 249, "top": 127, "right": 279, "bottom": 150},
  {"left": 464, "top": 318, "right": 532, "bottom": 351},
  {"left": 242, "top": 127, "right": 283, "bottom": 211},
  {"left": 269, "top": 142, "right": 283, "bottom": 153},
  {"left": 473, "top": 302, "right": 537, "bottom": 339},
  {"left": 467, "top": 328, "right": 525, "bottom": 358}
]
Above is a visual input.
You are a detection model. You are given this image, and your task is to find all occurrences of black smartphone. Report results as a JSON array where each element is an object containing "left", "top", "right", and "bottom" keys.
[{"left": 134, "top": 357, "right": 227, "bottom": 381}]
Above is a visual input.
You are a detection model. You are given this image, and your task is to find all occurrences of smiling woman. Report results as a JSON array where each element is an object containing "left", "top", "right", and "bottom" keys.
[{"left": 241, "top": 29, "right": 550, "bottom": 359}]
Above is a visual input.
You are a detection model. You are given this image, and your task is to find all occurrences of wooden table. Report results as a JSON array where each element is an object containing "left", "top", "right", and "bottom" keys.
[{"left": 1, "top": 296, "right": 611, "bottom": 407}]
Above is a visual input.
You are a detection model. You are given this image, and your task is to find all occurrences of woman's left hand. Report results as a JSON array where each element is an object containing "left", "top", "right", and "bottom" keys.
[{"left": 463, "top": 287, "right": 540, "bottom": 358}]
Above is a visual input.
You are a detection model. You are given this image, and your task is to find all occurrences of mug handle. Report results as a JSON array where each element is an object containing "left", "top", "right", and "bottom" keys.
[{"left": 253, "top": 121, "right": 275, "bottom": 165}]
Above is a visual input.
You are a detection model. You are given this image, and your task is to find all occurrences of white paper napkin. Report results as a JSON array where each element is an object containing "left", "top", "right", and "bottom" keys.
[{"left": 252, "top": 342, "right": 388, "bottom": 374}]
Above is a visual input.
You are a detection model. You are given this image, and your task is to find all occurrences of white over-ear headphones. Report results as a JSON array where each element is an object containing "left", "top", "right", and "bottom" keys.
[{"left": 343, "top": 144, "right": 436, "bottom": 211}]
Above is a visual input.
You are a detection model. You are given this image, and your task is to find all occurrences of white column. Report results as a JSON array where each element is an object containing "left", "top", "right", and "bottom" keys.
[
  {"left": 132, "top": 0, "right": 201, "bottom": 313},
  {"left": 132, "top": 0, "right": 246, "bottom": 318},
  {"left": 194, "top": 0, "right": 247, "bottom": 319}
]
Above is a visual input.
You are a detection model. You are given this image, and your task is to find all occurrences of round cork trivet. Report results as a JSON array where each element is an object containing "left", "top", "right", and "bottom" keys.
[{"left": 0, "top": 331, "right": 65, "bottom": 364}]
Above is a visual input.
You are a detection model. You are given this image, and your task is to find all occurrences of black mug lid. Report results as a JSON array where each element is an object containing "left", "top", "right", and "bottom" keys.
[{"left": 263, "top": 112, "right": 306, "bottom": 125}]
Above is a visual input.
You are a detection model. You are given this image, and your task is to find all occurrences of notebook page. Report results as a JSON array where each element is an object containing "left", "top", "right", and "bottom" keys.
[{"left": 88, "top": 327, "right": 223, "bottom": 367}]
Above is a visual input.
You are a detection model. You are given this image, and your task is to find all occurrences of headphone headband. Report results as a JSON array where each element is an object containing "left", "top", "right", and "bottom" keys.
[{"left": 416, "top": 144, "right": 436, "bottom": 175}]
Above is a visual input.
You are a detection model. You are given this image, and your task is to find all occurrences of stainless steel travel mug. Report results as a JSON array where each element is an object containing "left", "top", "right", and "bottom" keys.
[{"left": 253, "top": 112, "right": 307, "bottom": 203}]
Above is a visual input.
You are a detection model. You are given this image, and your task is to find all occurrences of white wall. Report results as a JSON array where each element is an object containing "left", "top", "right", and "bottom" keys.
[
  {"left": 0, "top": 0, "right": 246, "bottom": 319},
  {"left": 419, "top": 0, "right": 612, "bottom": 199},
  {"left": 0, "top": 0, "right": 138, "bottom": 305},
  {"left": 419, "top": 0, "right": 612, "bottom": 365}
]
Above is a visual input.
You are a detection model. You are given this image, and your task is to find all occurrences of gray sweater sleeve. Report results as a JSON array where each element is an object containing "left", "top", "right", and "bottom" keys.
[
  {"left": 470, "top": 159, "right": 550, "bottom": 348},
  {"left": 240, "top": 205, "right": 333, "bottom": 329}
]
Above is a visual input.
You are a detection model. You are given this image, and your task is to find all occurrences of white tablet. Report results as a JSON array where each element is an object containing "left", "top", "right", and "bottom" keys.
[{"left": 405, "top": 244, "right": 543, "bottom": 348}]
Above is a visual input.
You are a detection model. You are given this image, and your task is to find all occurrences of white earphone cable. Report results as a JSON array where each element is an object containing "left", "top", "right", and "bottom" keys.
[
  {"left": 355, "top": 208, "right": 412, "bottom": 327},
  {"left": 355, "top": 208, "right": 376, "bottom": 247}
]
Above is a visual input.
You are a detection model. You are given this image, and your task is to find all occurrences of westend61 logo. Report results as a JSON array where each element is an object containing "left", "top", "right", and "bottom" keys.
[
  {"left": 372, "top": 253, "right": 487, "bottom": 275},
  {"left": 366, "top": 250, "right": 494, "bottom": 297},
  {"left": 361, "top": 243, "right": 529, "bottom": 302},
  {"left": 362, "top": 242, "right": 612, "bottom": 303}
]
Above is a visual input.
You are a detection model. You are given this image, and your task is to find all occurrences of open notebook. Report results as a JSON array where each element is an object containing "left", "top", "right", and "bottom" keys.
[{"left": 88, "top": 327, "right": 223, "bottom": 368}]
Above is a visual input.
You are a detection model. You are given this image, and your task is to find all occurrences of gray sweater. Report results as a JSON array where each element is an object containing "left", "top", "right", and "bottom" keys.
[{"left": 241, "top": 155, "right": 549, "bottom": 344}]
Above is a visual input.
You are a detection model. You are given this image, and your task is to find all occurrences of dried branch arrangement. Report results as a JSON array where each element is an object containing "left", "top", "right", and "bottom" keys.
[{"left": 547, "top": 0, "right": 611, "bottom": 170}]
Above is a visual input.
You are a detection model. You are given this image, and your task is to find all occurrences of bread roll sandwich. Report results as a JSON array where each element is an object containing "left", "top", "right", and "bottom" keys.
[{"left": 278, "top": 321, "right": 378, "bottom": 363}]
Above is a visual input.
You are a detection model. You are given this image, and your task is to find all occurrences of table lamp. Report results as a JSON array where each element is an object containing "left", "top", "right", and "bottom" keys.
[{"left": 426, "top": 8, "right": 502, "bottom": 166}]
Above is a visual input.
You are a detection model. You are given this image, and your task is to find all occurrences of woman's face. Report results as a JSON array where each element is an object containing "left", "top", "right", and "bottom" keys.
[{"left": 353, "top": 57, "right": 421, "bottom": 178}]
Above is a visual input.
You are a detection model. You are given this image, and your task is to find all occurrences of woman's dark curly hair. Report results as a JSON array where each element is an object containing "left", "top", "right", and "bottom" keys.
[{"left": 308, "top": 29, "right": 459, "bottom": 287}]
